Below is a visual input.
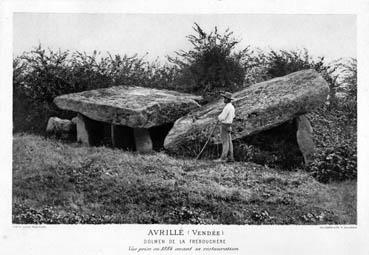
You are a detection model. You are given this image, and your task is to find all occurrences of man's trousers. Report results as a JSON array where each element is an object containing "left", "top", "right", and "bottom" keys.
[{"left": 220, "top": 123, "right": 234, "bottom": 160}]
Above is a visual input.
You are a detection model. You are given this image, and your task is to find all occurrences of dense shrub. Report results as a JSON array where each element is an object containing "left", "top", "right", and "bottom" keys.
[
  {"left": 264, "top": 49, "right": 325, "bottom": 78},
  {"left": 333, "top": 58, "right": 357, "bottom": 119},
  {"left": 168, "top": 23, "right": 248, "bottom": 102},
  {"left": 306, "top": 103, "right": 357, "bottom": 183},
  {"left": 309, "top": 141, "right": 357, "bottom": 183},
  {"left": 311, "top": 58, "right": 356, "bottom": 184},
  {"left": 13, "top": 49, "right": 77, "bottom": 133},
  {"left": 340, "top": 58, "right": 357, "bottom": 98}
]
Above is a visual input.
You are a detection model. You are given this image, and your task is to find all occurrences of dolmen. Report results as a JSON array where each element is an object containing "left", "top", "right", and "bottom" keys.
[
  {"left": 54, "top": 86, "right": 202, "bottom": 152},
  {"left": 164, "top": 69, "right": 329, "bottom": 164}
]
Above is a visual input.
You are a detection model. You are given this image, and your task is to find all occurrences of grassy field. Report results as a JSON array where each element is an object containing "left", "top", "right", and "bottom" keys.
[{"left": 12, "top": 134, "right": 356, "bottom": 224}]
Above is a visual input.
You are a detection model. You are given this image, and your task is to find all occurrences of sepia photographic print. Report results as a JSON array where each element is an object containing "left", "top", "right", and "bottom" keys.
[{"left": 2, "top": 0, "right": 369, "bottom": 254}]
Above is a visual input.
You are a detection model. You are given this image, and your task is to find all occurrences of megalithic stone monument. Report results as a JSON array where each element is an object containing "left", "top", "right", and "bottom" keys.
[
  {"left": 164, "top": 69, "right": 329, "bottom": 163},
  {"left": 54, "top": 86, "right": 202, "bottom": 152}
]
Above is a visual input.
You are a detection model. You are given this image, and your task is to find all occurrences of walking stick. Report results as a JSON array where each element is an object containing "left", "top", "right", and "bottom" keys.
[{"left": 195, "top": 120, "right": 219, "bottom": 161}]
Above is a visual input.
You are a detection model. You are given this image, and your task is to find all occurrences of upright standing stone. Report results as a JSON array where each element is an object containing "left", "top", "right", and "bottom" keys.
[
  {"left": 133, "top": 128, "right": 153, "bottom": 153},
  {"left": 111, "top": 124, "right": 117, "bottom": 147},
  {"left": 75, "top": 113, "right": 104, "bottom": 146},
  {"left": 296, "top": 115, "right": 315, "bottom": 165},
  {"left": 76, "top": 114, "right": 90, "bottom": 145}
]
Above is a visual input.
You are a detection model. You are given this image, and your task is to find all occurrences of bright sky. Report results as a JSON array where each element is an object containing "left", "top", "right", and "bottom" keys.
[{"left": 13, "top": 13, "right": 356, "bottom": 62}]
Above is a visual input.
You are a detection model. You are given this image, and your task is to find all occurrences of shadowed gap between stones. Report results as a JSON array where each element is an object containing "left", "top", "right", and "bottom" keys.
[
  {"left": 76, "top": 114, "right": 174, "bottom": 152},
  {"left": 174, "top": 119, "right": 305, "bottom": 169},
  {"left": 60, "top": 113, "right": 305, "bottom": 169}
]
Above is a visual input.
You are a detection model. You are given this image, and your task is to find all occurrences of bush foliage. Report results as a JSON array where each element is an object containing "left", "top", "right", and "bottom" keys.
[
  {"left": 307, "top": 105, "right": 357, "bottom": 183},
  {"left": 310, "top": 141, "right": 357, "bottom": 183},
  {"left": 168, "top": 23, "right": 247, "bottom": 102}
]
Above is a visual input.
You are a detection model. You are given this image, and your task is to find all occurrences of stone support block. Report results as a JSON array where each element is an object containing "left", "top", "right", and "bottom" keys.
[
  {"left": 76, "top": 113, "right": 104, "bottom": 146},
  {"left": 296, "top": 115, "right": 315, "bottom": 165},
  {"left": 133, "top": 128, "right": 153, "bottom": 153}
]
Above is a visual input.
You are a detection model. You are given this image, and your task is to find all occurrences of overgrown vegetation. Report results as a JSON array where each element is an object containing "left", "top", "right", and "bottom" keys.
[
  {"left": 13, "top": 23, "right": 357, "bottom": 184},
  {"left": 13, "top": 134, "right": 356, "bottom": 224},
  {"left": 168, "top": 23, "right": 247, "bottom": 102},
  {"left": 307, "top": 105, "right": 357, "bottom": 183}
]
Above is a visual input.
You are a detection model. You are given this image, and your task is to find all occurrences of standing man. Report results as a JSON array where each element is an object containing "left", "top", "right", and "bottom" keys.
[{"left": 214, "top": 92, "right": 235, "bottom": 162}]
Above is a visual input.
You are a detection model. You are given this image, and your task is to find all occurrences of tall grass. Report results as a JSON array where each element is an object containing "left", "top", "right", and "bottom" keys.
[{"left": 13, "top": 134, "right": 356, "bottom": 224}]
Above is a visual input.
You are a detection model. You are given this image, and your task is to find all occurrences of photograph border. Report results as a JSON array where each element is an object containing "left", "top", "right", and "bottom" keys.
[{"left": 1, "top": 0, "right": 369, "bottom": 254}]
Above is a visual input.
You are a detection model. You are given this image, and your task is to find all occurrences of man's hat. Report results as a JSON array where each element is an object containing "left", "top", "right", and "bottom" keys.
[{"left": 221, "top": 92, "right": 234, "bottom": 100}]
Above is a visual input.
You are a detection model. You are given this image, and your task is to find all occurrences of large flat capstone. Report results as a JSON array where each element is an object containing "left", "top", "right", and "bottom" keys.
[
  {"left": 164, "top": 69, "right": 329, "bottom": 153},
  {"left": 54, "top": 86, "right": 202, "bottom": 152},
  {"left": 54, "top": 86, "right": 202, "bottom": 128}
]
